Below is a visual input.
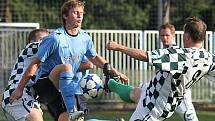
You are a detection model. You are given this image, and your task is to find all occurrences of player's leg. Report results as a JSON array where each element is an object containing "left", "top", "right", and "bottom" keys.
[
  {"left": 33, "top": 76, "right": 73, "bottom": 121},
  {"left": 76, "top": 94, "right": 89, "bottom": 114},
  {"left": 48, "top": 64, "right": 84, "bottom": 119},
  {"left": 129, "top": 87, "right": 141, "bottom": 103},
  {"left": 26, "top": 106, "right": 43, "bottom": 121},
  {"left": 2, "top": 96, "right": 43, "bottom": 121},
  {"left": 175, "top": 89, "right": 198, "bottom": 121},
  {"left": 130, "top": 84, "right": 159, "bottom": 121},
  {"left": 107, "top": 79, "right": 134, "bottom": 103},
  {"left": 103, "top": 63, "right": 139, "bottom": 103}
]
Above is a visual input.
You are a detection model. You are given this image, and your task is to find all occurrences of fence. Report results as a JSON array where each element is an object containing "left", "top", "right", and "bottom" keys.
[{"left": 0, "top": 27, "right": 214, "bottom": 103}]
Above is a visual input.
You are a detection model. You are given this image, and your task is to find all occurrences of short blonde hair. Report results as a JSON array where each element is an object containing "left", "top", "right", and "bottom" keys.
[
  {"left": 61, "top": 0, "right": 85, "bottom": 24},
  {"left": 159, "top": 23, "right": 175, "bottom": 35}
]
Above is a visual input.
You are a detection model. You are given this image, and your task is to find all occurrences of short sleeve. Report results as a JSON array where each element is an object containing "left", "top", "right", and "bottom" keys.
[
  {"left": 205, "top": 56, "right": 215, "bottom": 81},
  {"left": 36, "top": 35, "right": 58, "bottom": 62},
  {"left": 85, "top": 38, "right": 97, "bottom": 59},
  {"left": 147, "top": 47, "right": 187, "bottom": 74}
]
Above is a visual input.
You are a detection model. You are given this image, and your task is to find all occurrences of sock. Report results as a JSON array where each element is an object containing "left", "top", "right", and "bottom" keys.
[
  {"left": 108, "top": 79, "right": 134, "bottom": 103},
  {"left": 59, "top": 71, "right": 75, "bottom": 112}
]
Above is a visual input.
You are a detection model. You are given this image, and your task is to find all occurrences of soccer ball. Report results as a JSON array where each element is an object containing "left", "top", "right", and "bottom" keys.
[{"left": 80, "top": 74, "right": 104, "bottom": 99}]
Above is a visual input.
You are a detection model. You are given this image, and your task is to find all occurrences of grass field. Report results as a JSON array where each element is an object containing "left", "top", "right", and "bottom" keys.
[
  {"left": 1, "top": 110, "right": 215, "bottom": 121},
  {"left": 39, "top": 110, "right": 215, "bottom": 121}
]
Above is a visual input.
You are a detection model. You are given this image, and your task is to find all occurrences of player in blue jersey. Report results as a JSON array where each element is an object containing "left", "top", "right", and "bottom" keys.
[
  {"left": 46, "top": 58, "right": 93, "bottom": 121},
  {"left": 72, "top": 57, "right": 91, "bottom": 115},
  {"left": 1, "top": 28, "right": 91, "bottom": 121},
  {"left": 106, "top": 16, "right": 215, "bottom": 121},
  {"left": 9, "top": 0, "right": 128, "bottom": 121}
]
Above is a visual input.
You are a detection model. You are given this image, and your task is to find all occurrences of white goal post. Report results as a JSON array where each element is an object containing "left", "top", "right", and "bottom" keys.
[{"left": 0, "top": 23, "right": 40, "bottom": 29}]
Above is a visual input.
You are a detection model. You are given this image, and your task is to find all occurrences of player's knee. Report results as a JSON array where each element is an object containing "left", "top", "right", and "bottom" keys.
[
  {"left": 130, "top": 87, "right": 141, "bottom": 103},
  {"left": 57, "top": 64, "right": 72, "bottom": 72},
  {"left": 184, "top": 109, "right": 198, "bottom": 121}
]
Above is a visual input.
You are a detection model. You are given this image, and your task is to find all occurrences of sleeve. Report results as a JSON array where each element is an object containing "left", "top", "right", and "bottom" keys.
[
  {"left": 81, "top": 56, "right": 88, "bottom": 63},
  {"left": 20, "top": 42, "right": 39, "bottom": 59},
  {"left": 147, "top": 48, "right": 185, "bottom": 73},
  {"left": 205, "top": 56, "right": 215, "bottom": 81},
  {"left": 85, "top": 37, "right": 97, "bottom": 59},
  {"left": 35, "top": 35, "right": 58, "bottom": 62},
  {"left": 147, "top": 48, "right": 169, "bottom": 69}
]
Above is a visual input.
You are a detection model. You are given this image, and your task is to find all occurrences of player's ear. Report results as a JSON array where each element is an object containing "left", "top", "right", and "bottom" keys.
[{"left": 63, "top": 14, "right": 67, "bottom": 19}]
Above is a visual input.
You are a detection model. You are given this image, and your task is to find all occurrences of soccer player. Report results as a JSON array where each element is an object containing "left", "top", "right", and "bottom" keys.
[
  {"left": 1, "top": 28, "right": 48, "bottom": 121},
  {"left": 9, "top": 0, "right": 128, "bottom": 120},
  {"left": 46, "top": 58, "right": 93, "bottom": 121},
  {"left": 106, "top": 16, "right": 215, "bottom": 121},
  {"left": 1, "top": 27, "right": 92, "bottom": 121},
  {"left": 110, "top": 23, "right": 198, "bottom": 121},
  {"left": 159, "top": 23, "right": 198, "bottom": 121}
]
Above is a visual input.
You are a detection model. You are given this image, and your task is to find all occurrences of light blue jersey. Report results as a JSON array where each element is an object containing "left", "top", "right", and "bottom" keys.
[
  {"left": 35, "top": 27, "right": 97, "bottom": 112},
  {"left": 74, "top": 56, "right": 90, "bottom": 94},
  {"left": 36, "top": 26, "right": 97, "bottom": 79}
]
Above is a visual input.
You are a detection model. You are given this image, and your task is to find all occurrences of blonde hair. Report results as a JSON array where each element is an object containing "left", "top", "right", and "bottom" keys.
[
  {"left": 61, "top": 0, "right": 85, "bottom": 25},
  {"left": 159, "top": 23, "right": 175, "bottom": 35}
]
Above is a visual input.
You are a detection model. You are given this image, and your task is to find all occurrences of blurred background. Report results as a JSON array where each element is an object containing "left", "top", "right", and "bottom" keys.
[
  {"left": 1, "top": 0, "right": 215, "bottom": 30},
  {"left": 0, "top": 0, "right": 215, "bottom": 120}
]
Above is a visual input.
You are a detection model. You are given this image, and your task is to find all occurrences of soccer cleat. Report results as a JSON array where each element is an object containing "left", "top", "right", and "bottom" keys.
[
  {"left": 69, "top": 111, "right": 84, "bottom": 120},
  {"left": 103, "top": 63, "right": 114, "bottom": 92},
  {"left": 83, "top": 108, "right": 89, "bottom": 115},
  {"left": 103, "top": 63, "right": 122, "bottom": 93}
]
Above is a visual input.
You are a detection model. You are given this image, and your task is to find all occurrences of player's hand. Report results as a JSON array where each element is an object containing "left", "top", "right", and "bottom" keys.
[
  {"left": 118, "top": 73, "right": 129, "bottom": 85},
  {"left": 106, "top": 41, "right": 121, "bottom": 51},
  {"left": 112, "top": 68, "right": 129, "bottom": 85},
  {"left": 9, "top": 88, "right": 23, "bottom": 104}
]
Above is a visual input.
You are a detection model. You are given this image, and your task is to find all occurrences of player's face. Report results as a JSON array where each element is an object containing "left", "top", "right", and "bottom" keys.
[
  {"left": 159, "top": 28, "right": 175, "bottom": 47},
  {"left": 65, "top": 6, "right": 84, "bottom": 28}
]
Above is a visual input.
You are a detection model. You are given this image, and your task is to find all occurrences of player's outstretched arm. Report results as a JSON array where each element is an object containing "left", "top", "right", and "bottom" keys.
[
  {"left": 88, "top": 55, "right": 129, "bottom": 84},
  {"left": 9, "top": 58, "right": 41, "bottom": 103},
  {"left": 106, "top": 41, "right": 149, "bottom": 62}
]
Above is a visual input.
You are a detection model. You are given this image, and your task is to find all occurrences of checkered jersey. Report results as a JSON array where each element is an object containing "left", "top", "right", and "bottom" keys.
[
  {"left": 138, "top": 46, "right": 215, "bottom": 120},
  {"left": 2, "top": 42, "right": 40, "bottom": 107}
]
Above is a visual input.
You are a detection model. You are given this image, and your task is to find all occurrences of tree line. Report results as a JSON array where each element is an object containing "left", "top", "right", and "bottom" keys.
[{"left": 2, "top": 0, "right": 215, "bottom": 30}]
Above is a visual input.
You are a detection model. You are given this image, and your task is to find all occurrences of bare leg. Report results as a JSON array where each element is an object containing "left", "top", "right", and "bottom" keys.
[
  {"left": 49, "top": 64, "right": 72, "bottom": 89},
  {"left": 130, "top": 87, "right": 141, "bottom": 103},
  {"left": 58, "top": 112, "right": 70, "bottom": 121},
  {"left": 26, "top": 107, "right": 43, "bottom": 121}
]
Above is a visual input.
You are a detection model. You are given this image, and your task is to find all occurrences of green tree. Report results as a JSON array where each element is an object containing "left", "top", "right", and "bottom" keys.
[
  {"left": 171, "top": 0, "right": 212, "bottom": 30},
  {"left": 83, "top": 0, "right": 151, "bottom": 30},
  {"left": 7, "top": 0, "right": 65, "bottom": 28},
  {"left": 4, "top": 0, "right": 215, "bottom": 30}
]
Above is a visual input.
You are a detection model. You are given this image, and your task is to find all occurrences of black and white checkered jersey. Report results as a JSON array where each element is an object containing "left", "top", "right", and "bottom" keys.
[
  {"left": 2, "top": 42, "right": 40, "bottom": 106},
  {"left": 142, "top": 46, "right": 215, "bottom": 119}
]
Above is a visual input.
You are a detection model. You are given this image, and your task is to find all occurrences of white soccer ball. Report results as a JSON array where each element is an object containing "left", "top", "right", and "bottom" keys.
[{"left": 80, "top": 74, "right": 104, "bottom": 99}]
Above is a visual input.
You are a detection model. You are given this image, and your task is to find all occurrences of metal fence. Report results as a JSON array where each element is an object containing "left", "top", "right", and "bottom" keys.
[{"left": 0, "top": 26, "right": 214, "bottom": 103}]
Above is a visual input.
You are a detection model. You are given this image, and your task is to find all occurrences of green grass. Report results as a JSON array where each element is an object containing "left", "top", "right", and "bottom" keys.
[
  {"left": 43, "top": 110, "right": 215, "bottom": 121},
  {"left": 1, "top": 110, "right": 215, "bottom": 121}
]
